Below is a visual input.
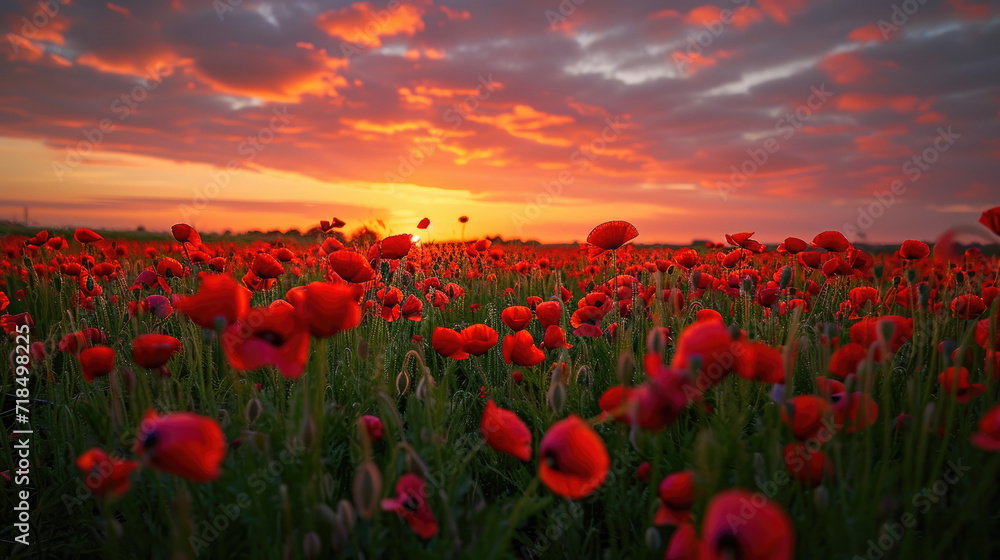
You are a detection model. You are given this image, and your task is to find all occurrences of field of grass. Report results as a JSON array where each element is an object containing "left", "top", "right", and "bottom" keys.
[{"left": 1, "top": 222, "right": 999, "bottom": 559}]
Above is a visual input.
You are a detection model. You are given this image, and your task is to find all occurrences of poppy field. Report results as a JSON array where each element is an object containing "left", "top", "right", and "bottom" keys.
[{"left": 3, "top": 214, "right": 1000, "bottom": 560}]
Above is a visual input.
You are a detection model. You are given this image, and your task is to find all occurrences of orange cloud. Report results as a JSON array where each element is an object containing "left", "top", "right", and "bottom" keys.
[
  {"left": 467, "top": 105, "right": 574, "bottom": 147},
  {"left": 848, "top": 24, "right": 885, "bottom": 42},
  {"left": 821, "top": 52, "right": 897, "bottom": 84},
  {"left": 757, "top": 0, "right": 808, "bottom": 25},
  {"left": 191, "top": 47, "right": 348, "bottom": 103},
  {"left": 439, "top": 6, "right": 470, "bottom": 20},
  {"left": 683, "top": 5, "right": 762, "bottom": 30},
  {"left": 836, "top": 94, "right": 921, "bottom": 113},
  {"left": 316, "top": 1, "right": 427, "bottom": 48},
  {"left": 106, "top": 3, "right": 131, "bottom": 18},
  {"left": 915, "top": 112, "right": 946, "bottom": 123},
  {"left": 948, "top": 0, "right": 991, "bottom": 18}
]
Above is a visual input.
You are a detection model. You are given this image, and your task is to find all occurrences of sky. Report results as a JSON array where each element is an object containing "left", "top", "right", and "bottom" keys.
[{"left": 0, "top": 0, "right": 998, "bottom": 244}]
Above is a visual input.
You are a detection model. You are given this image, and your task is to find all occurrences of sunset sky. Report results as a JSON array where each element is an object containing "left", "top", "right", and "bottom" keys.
[{"left": 1, "top": 0, "right": 997, "bottom": 244}]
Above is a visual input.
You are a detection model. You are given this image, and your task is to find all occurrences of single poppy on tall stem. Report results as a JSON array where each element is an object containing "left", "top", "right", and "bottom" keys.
[{"left": 586, "top": 221, "right": 638, "bottom": 317}]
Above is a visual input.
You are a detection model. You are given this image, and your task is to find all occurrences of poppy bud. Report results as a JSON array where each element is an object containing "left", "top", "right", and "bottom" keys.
[
  {"left": 779, "top": 265, "right": 792, "bottom": 289},
  {"left": 303, "top": 531, "right": 322, "bottom": 559},
  {"left": 690, "top": 270, "right": 701, "bottom": 290},
  {"left": 396, "top": 368, "right": 410, "bottom": 396},
  {"left": 873, "top": 263, "right": 884, "bottom": 279},
  {"left": 666, "top": 265, "right": 675, "bottom": 276},
  {"left": 316, "top": 503, "right": 337, "bottom": 527},
  {"left": 352, "top": 460, "right": 382, "bottom": 520},
  {"left": 813, "top": 485, "right": 829, "bottom": 511},
  {"left": 917, "top": 283, "right": 930, "bottom": 307},
  {"left": 905, "top": 268, "right": 917, "bottom": 284},
  {"left": 637, "top": 461, "right": 652, "bottom": 483},
  {"left": 728, "top": 323, "right": 742, "bottom": 340},
  {"left": 646, "top": 328, "right": 667, "bottom": 358},
  {"left": 548, "top": 381, "right": 566, "bottom": 414},
  {"left": 645, "top": 527, "right": 662, "bottom": 551},
  {"left": 879, "top": 318, "right": 896, "bottom": 347},
  {"left": 512, "top": 371, "right": 523, "bottom": 385},
  {"left": 299, "top": 415, "right": 316, "bottom": 451},
  {"left": 954, "top": 271, "right": 965, "bottom": 285},
  {"left": 245, "top": 398, "right": 263, "bottom": 426},
  {"left": 742, "top": 276, "right": 753, "bottom": 294},
  {"left": 337, "top": 499, "right": 357, "bottom": 534},
  {"left": 617, "top": 351, "right": 635, "bottom": 386},
  {"left": 416, "top": 374, "right": 435, "bottom": 402},
  {"left": 329, "top": 516, "right": 349, "bottom": 551}
]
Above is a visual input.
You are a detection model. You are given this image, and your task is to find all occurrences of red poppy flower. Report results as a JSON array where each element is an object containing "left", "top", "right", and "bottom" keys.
[
  {"left": 541, "top": 325, "right": 573, "bottom": 350},
  {"left": 974, "top": 319, "right": 1000, "bottom": 350},
  {"left": 898, "top": 239, "right": 929, "bottom": 259},
  {"left": 250, "top": 253, "right": 284, "bottom": 279},
  {"left": 782, "top": 237, "right": 808, "bottom": 254},
  {"left": 175, "top": 274, "right": 251, "bottom": 330},
  {"left": 970, "top": 403, "right": 1000, "bottom": 451},
  {"left": 417, "top": 218, "right": 430, "bottom": 229},
  {"left": 538, "top": 415, "right": 609, "bottom": 499},
  {"left": 849, "top": 287, "right": 879, "bottom": 314},
  {"left": 170, "top": 223, "right": 202, "bottom": 247},
  {"left": 27, "top": 229, "right": 48, "bottom": 246},
  {"left": 725, "top": 232, "right": 765, "bottom": 253},
  {"left": 671, "top": 318, "right": 743, "bottom": 389},
  {"left": 461, "top": 324, "right": 498, "bottom": 356},
  {"left": 570, "top": 306, "right": 604, "bottom": 337},
  {"left": 833, "top": 391, "right": 879, "bottom": 434},
  {"left": 735, "top": 342, "right": 784, "bottom": 384},
  {"left": 375, "top": 286, "right": 403, "bottom": 321},
  {"left": 481, "top": 400, "right": 531, "bottom": 461},
  {"left": 829, "top": 342, "right": 867, "bottom": 379},
  {"left": 75, "top": 448, "right": 138, "bottom": 499},
  {"left": 432, "top": 327, "right": 469, "bottom": 360},
  {"left": 979, "top": 206, "right": 1000, "bottom": 236},
  {"left": 938, "top": 367, "right": 986, "bottom": 404},
  {"left": 850, "top": 315, "right": 913, "bottom": 356},
  {"left": 59, "top": 327, "right": 105, "bottom": 355},
  {"left": 79, "top": 346, "right": 115, "bottom": 382},
  {"left": 586, "top": 220, "right": 638, "bottom": 256},
  {"left": 401, "top": 294, "right": 424, "bottom": 321},
  {"left": 951, "top": 295, "right": 986, "bottom": 320},
  {"left": 320, "top": 217, "right": 346, "bottom": 231},
  {"left": 74, "top": 228, "right": 104, "bottom": 244},
  {"left": 328, "top": 251, "right": 375, "bottom": 283},
  {"left": 286, "top": 281, "right": 362, "bottom": 338},
  {"left": 362, "top": 415, "right": 384, "bottom": 441},
  {"left": 781, "top": 395, "right": 833, "bottom": 441},
  {"left": 655, "top": 470, "right": 696, "bottom": 526},
  {"left": 134, "top": 409, "right": 226, "bottom": 482},
  {"left": 378, "top": 234, "right": 414, "bottom": 260},
  {"left": 666, "top": 523, "right": 701, "bottom": 560},
  {"left": 320, "top": 237, "right": 344, "bottom": 255},
  {"left": 501, "top": 306, "right": 533, "bottom": 331},
  {"left": 222, "top": 301, "right": 311, "bottom": 379},
  {"left": 699, "top": 489, "right": 794, "bottom": 560},
  {"left": 502, "top": 330, "right": 545, "bottom": 367},
  {"left": 784, "top": 443, "right": 833, "bottom": 487},
  {"left": 381, "top": 474, "right": 437, "bottom": 539},
  {"left": 811, "top": 230, "right": 851, "bottom": 252},
  {"left": 132, "top": 334, "right": 181, "bottom": 370}
]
